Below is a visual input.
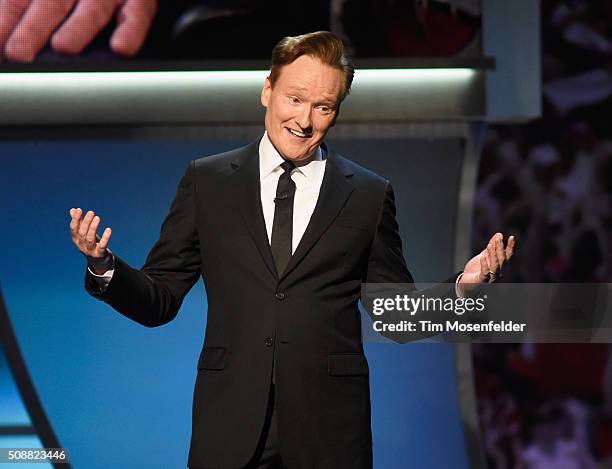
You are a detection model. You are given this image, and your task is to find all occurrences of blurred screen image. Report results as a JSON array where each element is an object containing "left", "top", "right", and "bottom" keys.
[{"left": 0, "top": 0, "right": 481, "bottom": 67}]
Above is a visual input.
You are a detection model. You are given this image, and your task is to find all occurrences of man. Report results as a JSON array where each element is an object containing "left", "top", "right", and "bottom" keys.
[{"left": 69, "top": 31, "right": 514, "bottom": 469}]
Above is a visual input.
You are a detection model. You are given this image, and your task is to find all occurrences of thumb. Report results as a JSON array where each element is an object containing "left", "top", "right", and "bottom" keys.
[{"left": 93, "top": 227, "right": 112, "bottom": 257}]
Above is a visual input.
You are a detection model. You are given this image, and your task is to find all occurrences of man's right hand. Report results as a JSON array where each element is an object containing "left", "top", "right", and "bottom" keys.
[{"left": 69, "top": 207, "right": 113, "bottom": 275}]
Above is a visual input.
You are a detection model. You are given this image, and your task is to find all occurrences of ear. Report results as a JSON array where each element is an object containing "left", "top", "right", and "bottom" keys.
[{"left": 261, "top": 77, "right": 272, "bottom": 108}]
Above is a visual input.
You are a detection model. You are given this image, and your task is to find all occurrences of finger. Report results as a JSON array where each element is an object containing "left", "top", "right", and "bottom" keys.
[
  {"left": 0, "top": 0, "right": 30, "bottom": 59},
  {"left": 51, "top": 0, "right": 118, "bottom": 54},
  {"left": 505, "top": 235, "right": 516, "bottom": 260},
  {"left": 479, "top": 252, "right": 489, "bottom": 282},
  {"left": 85, "top": 215, "right": 100, "bottom": 246},
  {"left": 96, "top": 227, "right": 112, "bottom": 252},
  {"left": 483, "top": 250, "right": 498, "bottom": 283},
  {"left": 69, "top": 207, "right": 79, "bottom": 232},
  {"left": 487, "top": 239, "right": 499, "bottom": 272},
  {"left": 78, "top": 210, "right": 94, "bottom": 237},
  {"left": 70, "top": 207, "right": 83, "bottom": 236},
  {"left": 494, "top": 233, "right": 506, "bottom": 268},
  {"left": 109, "top": 0, "right": 156, "bottom": 56},
  {"left": 4, "top": 0, "right": 77, "bottom": 62}
]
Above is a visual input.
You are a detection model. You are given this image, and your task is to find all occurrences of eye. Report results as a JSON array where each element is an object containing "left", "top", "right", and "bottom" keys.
[
  {"left": 317, "top": 105, "right": 333, "bottom": 115},
  {"left": 289, "top": 96, "right": 301, "bottom": 104}
]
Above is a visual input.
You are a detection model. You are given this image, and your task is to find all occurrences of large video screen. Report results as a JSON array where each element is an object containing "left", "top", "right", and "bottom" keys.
[{"left": 0, "top": 0, "right": 481, "bottom": 68}]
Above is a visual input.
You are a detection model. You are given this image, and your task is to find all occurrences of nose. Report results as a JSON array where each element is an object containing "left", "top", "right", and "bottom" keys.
[{"left": 295, "top": 106, "right": 313, "bottom": 133}]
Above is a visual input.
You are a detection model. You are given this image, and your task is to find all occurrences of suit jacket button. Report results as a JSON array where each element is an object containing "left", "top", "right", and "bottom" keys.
[
  {"left": 264, "top": 337, "right": 274, "bottom": 347},
  {"left": 275, "top": 292, "right": 285, "bottom": 300}
]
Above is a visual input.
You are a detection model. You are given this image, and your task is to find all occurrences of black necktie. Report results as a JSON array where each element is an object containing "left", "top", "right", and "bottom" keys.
[{"left": 271, "top": 160, "right": 296, "bottom": 276}]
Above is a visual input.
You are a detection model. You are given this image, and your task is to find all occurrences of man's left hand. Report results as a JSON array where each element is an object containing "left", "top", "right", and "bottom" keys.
[{"left": 459, "top": 233, "right": 515, "bottom": 296}]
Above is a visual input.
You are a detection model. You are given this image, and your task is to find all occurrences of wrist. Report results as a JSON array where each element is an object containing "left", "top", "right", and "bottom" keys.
[{"left": 87, "top": 251, "right": 114, "bottom": 275}]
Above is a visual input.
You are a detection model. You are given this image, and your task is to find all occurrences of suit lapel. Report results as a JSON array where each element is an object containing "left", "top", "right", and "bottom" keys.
[
  {"left": 280, "top": 145, "right": 355, "bottom": 281},
  {"left": 231, "top": 139, "right": 279, "bottom": 280}
]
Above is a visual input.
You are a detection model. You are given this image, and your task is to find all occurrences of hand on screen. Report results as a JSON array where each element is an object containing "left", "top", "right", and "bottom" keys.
[
  {"left": 0, "top": 0, "right": 157, "bottom": 63},
  {"left": 459, "top": 233, "right": 516, "bottom": 296},
  {"left": 69, "top": 207, "right": 112, "bottom": 273}
]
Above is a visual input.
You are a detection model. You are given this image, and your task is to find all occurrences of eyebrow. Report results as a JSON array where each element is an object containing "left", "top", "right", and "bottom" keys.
[
  {"left": 287, "top": 86, "right": 336, "bottom": 99},
  {"left": 286, "top": 88, "right": 337, "bottom": 105},
  {"left": 286, "top": 85, "right": 309, "bottom": 93}
]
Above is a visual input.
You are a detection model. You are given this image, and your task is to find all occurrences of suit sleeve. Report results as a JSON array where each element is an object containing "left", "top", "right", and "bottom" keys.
[
  {"left": 85, "top": 161, "right": 202, "bottom": 327},
  {"left": 365, "top": 181, "right": 415, "bottom": 286},
  {"left": 363, "top": 181, "right": 462, "bottom": 343}
]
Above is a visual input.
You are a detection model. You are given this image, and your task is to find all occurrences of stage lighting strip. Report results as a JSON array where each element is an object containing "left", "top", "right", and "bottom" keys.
[{"left": 0, "top": 68, "right": 476, "bottom": 88}]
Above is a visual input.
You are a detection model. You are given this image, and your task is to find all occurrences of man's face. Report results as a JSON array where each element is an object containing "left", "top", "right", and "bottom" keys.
[{"left": 261, "top": 55, "right": 345, "bottom": 161}]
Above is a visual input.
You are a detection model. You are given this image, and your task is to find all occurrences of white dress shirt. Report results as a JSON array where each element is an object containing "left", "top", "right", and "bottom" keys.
[{"left": 258, "top": 131, "right": 326, "bottom": 254}]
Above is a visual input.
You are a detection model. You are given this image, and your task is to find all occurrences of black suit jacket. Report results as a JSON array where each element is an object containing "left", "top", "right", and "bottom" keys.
[{"left": 86, "top": 138, "right": 459, "bottom": 469}]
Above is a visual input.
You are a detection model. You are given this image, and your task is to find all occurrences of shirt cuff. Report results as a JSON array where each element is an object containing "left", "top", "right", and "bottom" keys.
[
  {"left": 87, "top": 252, "right": 115, "bottom": 289},
  {"left": 87, "top": 265, "right": 114, "bottom": 279}
]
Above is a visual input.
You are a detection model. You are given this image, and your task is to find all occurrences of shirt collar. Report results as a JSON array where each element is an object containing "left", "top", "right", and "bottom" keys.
[{"left": 259, "top": 131, "right": 324, "bottom": 182}]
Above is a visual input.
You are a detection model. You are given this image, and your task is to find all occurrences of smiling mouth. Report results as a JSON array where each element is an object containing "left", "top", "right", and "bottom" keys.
[{"left": 287, "top": 128, "right": 312, "bottom": 138}]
